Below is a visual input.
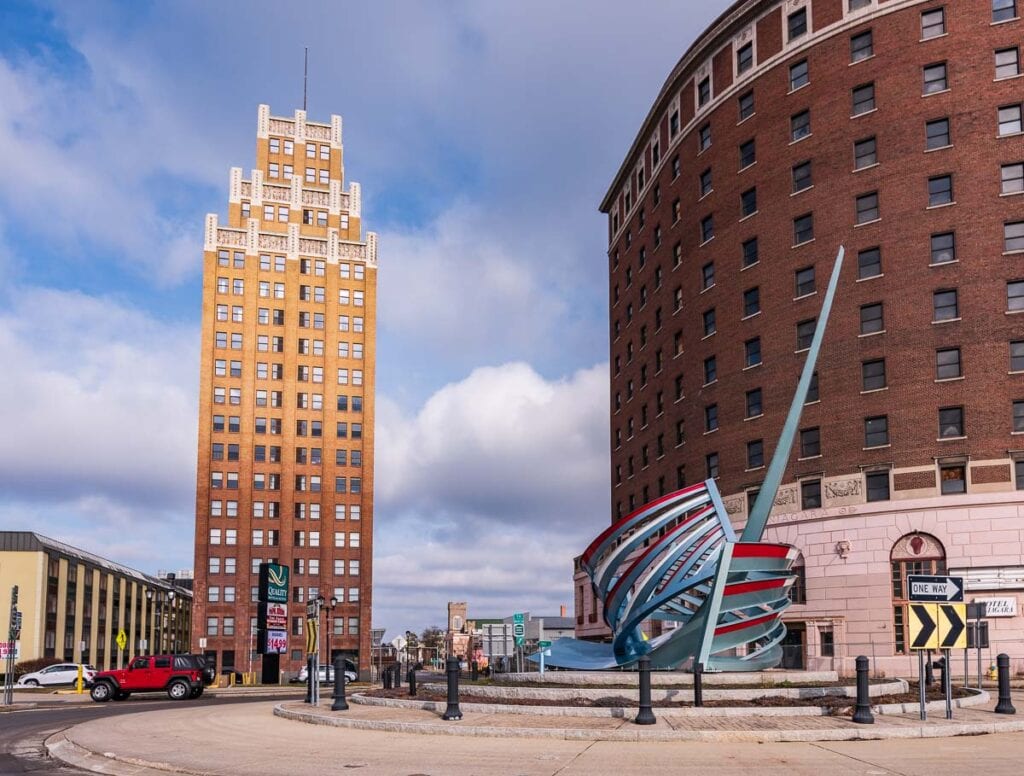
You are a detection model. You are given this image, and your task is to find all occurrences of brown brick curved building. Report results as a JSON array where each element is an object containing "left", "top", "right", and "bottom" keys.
[{"left": 588, "top": 0, "right": 1024, "bottom": 672}]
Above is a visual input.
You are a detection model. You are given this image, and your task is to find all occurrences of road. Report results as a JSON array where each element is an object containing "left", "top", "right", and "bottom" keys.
[{"left": 0, "top": 692, "right": 299, "bottom": 774}]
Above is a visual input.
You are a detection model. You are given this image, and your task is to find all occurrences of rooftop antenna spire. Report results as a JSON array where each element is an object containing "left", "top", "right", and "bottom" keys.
[{"left": 303, "top": 47, "right": 308, "bottom": 112}]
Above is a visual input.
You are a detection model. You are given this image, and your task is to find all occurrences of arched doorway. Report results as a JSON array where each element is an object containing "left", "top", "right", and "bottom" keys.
[{"left": 890, "top": 533, "right": 946, "bottom": 654}]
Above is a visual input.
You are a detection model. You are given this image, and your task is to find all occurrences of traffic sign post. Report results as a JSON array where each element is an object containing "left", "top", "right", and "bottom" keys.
[{"left": 908, "top": 598, "right": 966, "bottom": 721}]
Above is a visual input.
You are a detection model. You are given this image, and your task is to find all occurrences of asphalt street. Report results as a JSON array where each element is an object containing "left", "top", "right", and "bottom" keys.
[{"left": 0, "top": 693, "right": 297, "bottom": 774}]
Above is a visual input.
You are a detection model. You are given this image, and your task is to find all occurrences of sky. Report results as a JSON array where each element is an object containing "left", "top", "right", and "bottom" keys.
[{"left": 0, "top": 0, "right": 730, "bottom": 639}]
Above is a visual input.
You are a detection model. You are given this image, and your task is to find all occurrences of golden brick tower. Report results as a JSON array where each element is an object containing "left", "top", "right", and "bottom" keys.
[{"left": 192, "top": 104, "right": 376, "bottom": 679}]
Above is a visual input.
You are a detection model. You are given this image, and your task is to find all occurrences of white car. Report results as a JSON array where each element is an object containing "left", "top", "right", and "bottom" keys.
[
  {"left": 18, "top": 663, "right": 97, "bottom": 687},
  {"left": 295, "top": 661, "right": 357, "bottom": 684}
]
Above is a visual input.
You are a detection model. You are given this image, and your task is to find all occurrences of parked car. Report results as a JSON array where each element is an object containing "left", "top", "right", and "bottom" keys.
[
  {"left": 293, "top": 660, "right": 357, "bottom": 684},
  {"left": 18, "top": 663, "right": 97, "bottom": 687},
  {"left": 89, "top": 655, "right": 209, "bottom": 702}
]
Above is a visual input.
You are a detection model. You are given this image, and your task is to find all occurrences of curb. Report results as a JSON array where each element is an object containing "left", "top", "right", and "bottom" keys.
[
  {"left": 273, "top": 701, "right": 1024, "bottom": 743},
  {"left": 45, "top": 732, "right": 210, "bottom": 776},
  {"left": 349, "top": 688, "right": 990, "bottom": 718}
]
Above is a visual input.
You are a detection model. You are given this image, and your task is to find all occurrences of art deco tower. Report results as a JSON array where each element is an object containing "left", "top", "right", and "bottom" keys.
[{"left": 192, "top": 104, "right": 376, "bottom": 679}]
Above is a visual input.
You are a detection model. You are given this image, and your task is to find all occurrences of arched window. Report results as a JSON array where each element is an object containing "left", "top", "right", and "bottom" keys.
[
  {"left": 890, "top": 533, "right": 946, "bottom": 653},
  {"left": 788, "top": 552, "right": 807, "bottom": 605}
]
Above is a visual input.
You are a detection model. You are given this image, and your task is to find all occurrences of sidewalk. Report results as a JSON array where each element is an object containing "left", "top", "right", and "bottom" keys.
[{"left": 45, "top": 697, "right": 1024, "bottom": 776}]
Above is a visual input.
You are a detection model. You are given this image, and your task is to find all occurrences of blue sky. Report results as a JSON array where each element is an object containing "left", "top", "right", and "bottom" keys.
[{"left": 0, "top": 0, "right": 729, "bottom": 638}]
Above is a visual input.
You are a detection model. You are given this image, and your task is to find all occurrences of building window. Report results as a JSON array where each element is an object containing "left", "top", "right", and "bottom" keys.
[
  {"left": 705, "top": 404, "right": 719, "bottom": 432},
  {"left": 936, "top": 348, "right": 962, "bottom": 379},
  {"left": 747, "top": 439, "right": 765, "bottom": 469},
  {"left": 851, "top": 30, "right": 873, "bottom": 62},
  {"left": 865, "top": 415, "right": 889, "bottom": 447},
  {"left": 993, "top": 0, "right": 1018, "bottom": 23},
  {"left": 689, "top": 73, "right": 710, "bottom": 110},
  {"left": 746, "top": 388, "right": 763, "bottom": 418},
  {"left": 740, "top": 187, "right": 757, "bottom": 216},
  {"left": 1012, "top": 340, "right": 1024, "bottom": 371},
  {"left": 743, "top": 287, "right": 760, "bottom": 317},
  {"left": 852, "top": 82, "right": 875, "bottom": 115},
  {"left": 999, "top": 104, "right": 1023, "bottom": 136},
  {"left": 939, "top": 406, "right": 964, "bottom": 438},
  {"left": 1013, "top": 400, "right": 1024, "bottom": 432},
  {"left": 858, "top": 247, "right": 881, "bottom": 278},
  {"left": 860, "top": 302, "right": 884, "bottom": 334},
  {"left": 738, "top": 90, "right": 755, "bottom": 120},
  {"left": 933, "top": 289, "right": 959, "bottom": 321},
  {"left": 706, "top": 452, "right": 719, "bottom": 479},
  {"left": 737, "top": 43, "right": 753, "bottom": 74},
  {"left": 699, "top": 168, "right": 712, "bottom": 197},
  {"left": 856, "top": 191, "right": 879, "bottom": 223},
  {"left": 928, "top": 174, "right": 953, "bottom": 206},
  {"left": 702, "top": 262, "right": 715, "bottom": 289},
  {"left": 794, "top": 213, "right": 813, "bottom": 245},
  {"left": 789, "top": 557, "right": 807, "bottom": 604},
  {"left": 790, "top": 60, "right": 809, "bottom": 91},
  {"left": 1016, "top": 460, "right": 1024, "bottom": 489},
  {"left": 925, "top": 233, "right": 956, "bottom": 267},
  {"left": 862, "top": 358, "right": 886, "bottom": 390},
  {"left": 926, "top": 118, "right": 951, "bottom": 150},
  {"left": 854, "top": 136, "right": 877, "bottom": 169},
  {"left": 1009, "top": 280, "right": 1024, "bottom": 311},
  {"left": 739, "top": 139, "right": 756, "bottom": 169},
  {"left": 792, "top": 160, "right": 812, "bottom": 193},
  {"left": 700, "top": 214, "right": 714, "bottom": 243},
  {"left": 1007, "top": 221, "right": 1024, "bottom": 252},
  {"left": 923, "top": 62, "right": 948, "bottom": 95},
  {"left": 1002, "top": 163, "right": 1024, "bottom": 195},
  {"left": 866, "top": 471, "right": 890, "bottom": 502},
  {"left": 698, "top": 123, "right": 711, "bottom": 152},
  {"left": 703, "top": 355, "right": 717, "bottom": 384},
  {"left": 788, "top": 7, "right": 808, "bottom": 40},
  {"left": 791, "top": 110, "right": 811, "bottom": 142},
  {"left": 940, "top": 464, "right": 966, "bottom": 494},
  {"left": 800, "top": 427, "right": 821, "bottom": 458},
  {"left": 745, "top": 337, "right": 762, "bottom": 367},
  {"left": 796, "top": 318, "right": 816, "bottom": 350},
  {"left": 795, "top": 266, "right": 815, "bottom": 297},
  {"left": 801, "top": 479, "right": 821, "bottom": 509},
  {"left": 742, "top": 237, "right": 759, "bottom": 267},
  {"left": 921, "top": 7, "right": 945, "bottom": 38},
  {"left": 703, "top": 308, "right": 716, "bottom": 337}
]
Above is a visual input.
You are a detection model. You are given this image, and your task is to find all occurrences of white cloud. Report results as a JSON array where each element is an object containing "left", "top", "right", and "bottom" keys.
[{"left": 373, "top": 361, "right": 610, "bottom": 634}]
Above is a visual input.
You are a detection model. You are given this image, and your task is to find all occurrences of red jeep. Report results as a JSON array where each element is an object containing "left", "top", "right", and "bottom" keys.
[{"left": 90, "top": 655, "right": 208, "bottom": 702}]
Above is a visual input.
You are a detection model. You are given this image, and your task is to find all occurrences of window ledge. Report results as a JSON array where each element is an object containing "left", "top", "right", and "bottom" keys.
[
  {"left": 701, "top": 332, "right": 716, "bottom": 341},
  {"left": 805, "top": 399, "right": 821, "bottom": 406},
  {"left": 929, "top": 259, "right": 959, "bottom": 268},
  {"left": 851, "top": 108, "right": 878, "bottom": 120},
  {"left": 923, "top": 88, "right": 951, "bottom": 98},
  {"left": 739, "top": 161, "right": 758, "bottom": 173},
  {"left": 737, "top": 112, "right": 757, "bottom": 126},
  {"left": 932, "top": 317, "right": 962, "bottom": 325},
  {"left": 927, "top": 201, "right": 956, "bottom": 210},
  {"left": 920, "top": 33, "right": 949, "bottom": 42},
  {"left": 853, "top": 162, "right": 880, "bottom": 173},
  {"left": 992, "top": 17, "right": 1021, "bottom": 26},
  {"left": 743, "top": 361, "right": 763, "bottom": 371},
  {"left": 999, "top": 131, "right": 1024, "bottom": 140},
  {"left": 739, "top": 211, "right": 759, "bottom": 223},
  {"left": 1000, "top": 190, "right": 1024, "bottom": 198},
  {"left": 925, "top": 144, "right": 953, "bottom": 153},
  {"left": 792, "top": 238, "right": 816, "bottom": 248},
  {"left": 938, "top": 435, "right": 967, "bottom": 442},
  {"left": 789, "top": 134, "right": 813, "bottom": 146},
  {"left": 849, "top": 54, "right": 876, "bottom": 67},
  {"left": 798, "top": 455, "right": 823, "bottom": 462},
  {"left": 700, "top": 283, "right": 716, "bottom": 294},
  {"left": 741, "top": 311, "right": 762, "bottom": 322},
  {"left": 746, "top": 465, "right": 766, "bottom": 472},
  {"left": 863, "top": 444, "right": 892, "bottom": 451},
  {"left": 702, "top": 379, "right": 718, "bottom": 388},
  {"left": 791, "top": 185, "right": 814, "bottom": 197},
  {"left": 995, "top": 74, "right": 1024, "bottom": 83},
  {"left": 935, "top": 376, "right": 965, "bottom": 383},
  {"left": 856, "top": 273, "right": 883, "bottom": 283},
  {"left": 1004, "top": 250, "right": 1024, "bottom": 256},
  {"left": 855, "top": 217, "right": 882, "bottom": 228},
  {"left": 741, "top": 260, "right": 761, "bottom": 271},
  {"left": 795, "top": 347, "right": 811, "bottom": 354},
  {"left": 703, "top": 428, "right": 719, "bottom": 436},
  {"left": 860, "top": 387, "right": 889, "bottom": 395},
  {"left": 699, "top": 236, "right": 716, "bottom": 248},
  {"left": 699, "top": 190, "right": 714, "bottom": 202},
  {"left": 1007, "top": 309, "right": 1024, "bottom": 316},
  {"left": 788, "top": 82, "right": 811, "bottom": 96}
]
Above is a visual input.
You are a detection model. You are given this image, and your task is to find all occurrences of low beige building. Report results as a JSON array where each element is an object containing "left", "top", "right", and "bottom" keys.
[{"left": 0, "top": 532, "right": 192, "bottom": 668}]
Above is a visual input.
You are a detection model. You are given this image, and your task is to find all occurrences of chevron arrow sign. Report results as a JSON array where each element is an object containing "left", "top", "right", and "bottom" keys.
[
  {"left": 909, "top": 603, "right": 938, "bottom": 649},
  {"left": 938, "top": 603, "right": 967, "bottom": 649}
]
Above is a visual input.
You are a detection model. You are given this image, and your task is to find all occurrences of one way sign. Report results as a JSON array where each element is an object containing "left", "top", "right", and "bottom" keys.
[{"left": 907, "top": 574, "right": 963, "bottom": 602}]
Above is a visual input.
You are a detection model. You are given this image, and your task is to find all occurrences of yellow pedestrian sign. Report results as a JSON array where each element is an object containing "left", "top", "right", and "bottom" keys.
[
  {"left": 908, "top": 603, "right": 966, "bottom": 649},
  {"left": 116, "top": 629, "right": 127, "bottom": 651}
]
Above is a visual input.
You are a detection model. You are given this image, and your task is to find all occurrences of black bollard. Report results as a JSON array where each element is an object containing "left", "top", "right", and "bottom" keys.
[
  {"left": 408, "top": 667, "right": 417, "bottom": 697},
  {"left": 383, "top": 665, "right": 392, "bottom": 689},
  {"left": 442, "top": 656, "right": 463, "bottom": 720},
  {"left": 304, "top": 655, "right": 314, "bottom": 704},
  {"left": 693, "top": 661, "right": 704, "bottom": 708},
  {"left": 852, "top": 655, "right": 875, "bottom": 724},
  {"left": 331, "top": 655, "right": 349, "bottom": 711},
  {"left": 394, "top": 663, "right": 402, "bottom": 689},
  {"left": 635, "top": 655, "right": 656, "bottom": 725},
  {"left": 471, "top": 660, "right": 478, "bottom": 681},
  {"left": 994, "top": 654, "right": 1016, "bottom": 715}
]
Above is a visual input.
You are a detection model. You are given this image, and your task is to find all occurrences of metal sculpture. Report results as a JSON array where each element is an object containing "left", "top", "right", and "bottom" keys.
[{"left": 545, "top": 246, "right": 845, "bottom": 671}]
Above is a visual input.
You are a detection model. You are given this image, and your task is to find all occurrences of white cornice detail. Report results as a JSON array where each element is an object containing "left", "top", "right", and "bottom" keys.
[
  {"left": 349, "top": 182, "right": 361, "bottom": 218},
  {"left": 287, "top": 223, "right": 299, "bottom": 261},
  {"left": 294, "top": 109, "right": 307, "bottom": 143},
  {"left": 229, "top": 167, "right": 242, "bottom": 204},
  {"left": 257, "top": 104, "right": 269, "bottom": 139},
  {"left": 251, "top": 169, "right": 264, "bottom": 205},
  {"left": 204, "top": 214, "right": 218, "bottom": 251},
  {"left": 290, "top": 174, "right": 302, "bottom": 209},
  {"left": 247, "top": 218, "right": 259, "bottom": 255},
  {"left": 366, "top": 232, "right": 378, "bottom": 268},
  {"left": 331, "top": 114, "right": 343, "bottom": 147},
  {"left": 328, "top": 228, "right": 340, "bottom": 262},
  {"left": 329, "top": 179, "right": 342, "bottom": 215}
]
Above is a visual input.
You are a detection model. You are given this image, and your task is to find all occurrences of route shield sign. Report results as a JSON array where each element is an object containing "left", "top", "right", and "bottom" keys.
[
  {"left": 908, "top": 602, "right": 967, "bottom": 649},
  {"left": 908, "top": 575, "right": 963, "bottom": 602},
  {"left": 258, "top": 563, "right": 290, "bottom": 603}
]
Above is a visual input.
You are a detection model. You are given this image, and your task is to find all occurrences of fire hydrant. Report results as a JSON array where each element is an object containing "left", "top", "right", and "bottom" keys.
[{"left": 988, "top": 663, "right": 999, "bottom": 681}]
